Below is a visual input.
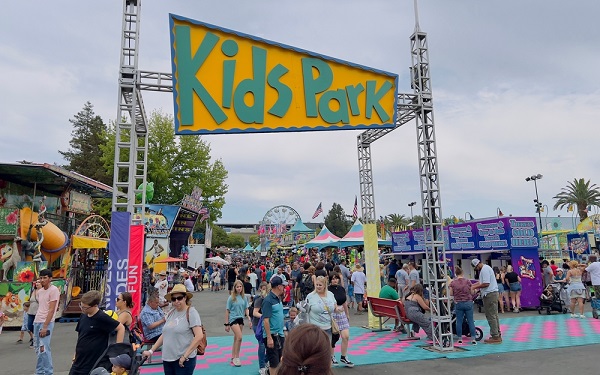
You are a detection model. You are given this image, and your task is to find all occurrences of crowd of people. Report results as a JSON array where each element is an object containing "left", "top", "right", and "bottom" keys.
[{"left": 12, "top": 250, "right": 600, "bottom": 375}]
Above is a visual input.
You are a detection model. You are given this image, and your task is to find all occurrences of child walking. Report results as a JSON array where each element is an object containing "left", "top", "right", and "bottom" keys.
[{"left": 17, "top": 302, "right": 34, "bottom": 343}]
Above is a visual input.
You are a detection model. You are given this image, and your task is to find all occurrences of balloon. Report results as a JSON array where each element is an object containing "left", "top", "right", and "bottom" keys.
[{"left": 135, "top": 182, "right": 154, "bottom": 202}]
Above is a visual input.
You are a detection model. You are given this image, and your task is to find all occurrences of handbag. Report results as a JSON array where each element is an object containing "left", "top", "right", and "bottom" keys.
[
  {"left": 323, "top": 302, "right": 340, "bottom": 335},
  {"left": 185, "top": 307, "right": 208, "bottom": 355}
]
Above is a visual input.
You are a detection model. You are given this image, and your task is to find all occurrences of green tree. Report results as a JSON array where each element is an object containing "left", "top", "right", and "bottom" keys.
[
  {"left": 411, "top": 215, "right": 423, "bottom": 229},
  {"left": 386, "top": 213, "right": 409, "bottom": 232},
  {"left": 553, "top": 178, "right": 600, "bottom": 221},
  {"left": 211, "top": 225, "right": 229, "bottom": 247},
  {"left": 59, "top": 102, "right": 111, "bottom": 185},
  {"left": 249, "top": 234, "right": 260, "bottom": 247},
  {"left": 324, "top": 203, "right": 351, "bottom": 237},
  {"left": 100, "top": 111, "right": 229, "bottom": 222},
  {"left": 227, "top": 234, "right": 245, "bottom": 248}
]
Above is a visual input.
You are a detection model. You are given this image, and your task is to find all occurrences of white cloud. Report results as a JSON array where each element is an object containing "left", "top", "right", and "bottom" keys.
[{"left": 1, "top": 0, "right": 599, "bottom": 224}]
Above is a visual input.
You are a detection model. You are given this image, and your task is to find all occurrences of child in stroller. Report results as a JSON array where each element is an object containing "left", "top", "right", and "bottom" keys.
[
  {"left": 537, "top": 283, "right": 568, "bottom": 315},
  {"left": 90, "top": 343, "right": 145, "bottom": 375}
]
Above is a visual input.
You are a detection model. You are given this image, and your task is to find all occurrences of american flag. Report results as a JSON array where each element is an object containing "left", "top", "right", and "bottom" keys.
[
  {"left": 352, "top": 196, "right": 358, "bottom": 220},
  {"left": 312, "top": 202, "right": 323, "bottom": 219}
]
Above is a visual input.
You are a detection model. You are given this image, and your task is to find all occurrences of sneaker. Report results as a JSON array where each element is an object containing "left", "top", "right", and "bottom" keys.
[
  {"left": 483, "top": 337, "right": 502, "bottom": 344},
  {"left": 579, "top": 314, "right": 586, "bottom": 319},
  {"left": 471, "top": 340, "right": 477, "bottom": 345},
  {"left": 233, "top": 358, "right": 241, "bottom": 367},
  {"left": 571, "top": 313, "right": 577, "bottom": 318},
  {"left": 16, "top": 339, "right": 22, "bottom": 343},
  {"left": 259, "top": 367, "right": 268, "bottom": 375},
  {"left": 340, "top": 357, "right": 354, "bottom": 368},
  {"left": 457, "top": 340, "right": 463, "bottom": 344},
  {"left": 331, "top": 356, "right": 339, "bottom": 366}
]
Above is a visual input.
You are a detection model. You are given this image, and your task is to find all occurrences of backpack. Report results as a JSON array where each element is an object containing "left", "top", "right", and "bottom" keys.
[{"left": 300, "top": 274, "right": 314, "bottom": 299}]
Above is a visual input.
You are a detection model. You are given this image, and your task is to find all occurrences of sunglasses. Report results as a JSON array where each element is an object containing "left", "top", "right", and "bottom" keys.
[
  {"left": 171, "top": 295, "right": 185, "bottom": 302},
  {"left": 116, "top": 297, "right": 122, "bottom": 301}
]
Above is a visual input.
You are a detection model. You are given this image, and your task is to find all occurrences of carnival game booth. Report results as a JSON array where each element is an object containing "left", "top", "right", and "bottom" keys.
[
  {"left": 392, "top": 217, "right": 543, "bottom": 309},
  {"left": 133, "top": 201, "right": 203, "bottom": 275},
  {"left": 0, "top": 162, "right": 114, "bottom": 326}
]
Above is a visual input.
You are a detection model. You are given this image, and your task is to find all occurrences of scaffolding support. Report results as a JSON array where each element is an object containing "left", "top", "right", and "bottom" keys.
[{"left": 411, "top": 22, "right": 453, "bottom": 350}]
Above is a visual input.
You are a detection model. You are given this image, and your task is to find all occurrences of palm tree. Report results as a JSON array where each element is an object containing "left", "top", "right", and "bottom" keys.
[
  {"left": 386, "top": 213, "right": 409, "bottom": 232},
  {"left": 552, "top": 178, "right": 600, "bottom": 221}
]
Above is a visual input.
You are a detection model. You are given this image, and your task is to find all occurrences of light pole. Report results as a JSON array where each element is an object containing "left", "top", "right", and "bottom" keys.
[
  {"left": 408, "top": 201, "right": 416, "bottom": 220},
  {"left": 525, "top": 174, "right": 543, "bottom": 238}
]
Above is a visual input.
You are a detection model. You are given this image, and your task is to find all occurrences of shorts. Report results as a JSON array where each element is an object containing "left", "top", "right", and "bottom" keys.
[
  {"left": 355, "top": 293, "right": 364, "bottom": 303},
  {"left": 498, "top": 284, "right": 505, "bottom": 293},
  {"left": 264, "top": 335, "right": 285, "bottom": 368},
  {"left": 570, "top": 289, "right": 586, "bottom": 299},
  {"left": 509, "top": 282, "right": 522, "bottom": 292},
  {"left": 230, "top": 317, "right": 245, "bottom": 326}
]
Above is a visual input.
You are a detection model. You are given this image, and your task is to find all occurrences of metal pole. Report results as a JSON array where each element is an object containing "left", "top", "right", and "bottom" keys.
[{"left": 534, "top": 179, "right": 542, "bottom": 236}]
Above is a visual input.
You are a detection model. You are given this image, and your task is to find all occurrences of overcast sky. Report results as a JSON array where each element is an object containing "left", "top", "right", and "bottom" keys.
[{"left": 1, "top": 1, "right": 599, "bottom": 225}]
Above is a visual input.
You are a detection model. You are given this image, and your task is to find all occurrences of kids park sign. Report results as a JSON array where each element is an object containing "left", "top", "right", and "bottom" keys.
[{"left": 169, "top": 14, "right": 398, "bottom": 135}]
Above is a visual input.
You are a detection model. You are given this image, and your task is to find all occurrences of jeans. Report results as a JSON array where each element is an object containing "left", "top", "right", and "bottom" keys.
[
  {"left": 34, "top": 322, "right": 54, "bottom": 375},
  {"left": 482, "top": 292, "right": 500, "bottom": 338},
  {"left": 257, "top": 335, "right": 266, "bottom": 368},
  {"left": 27, "top": 314, "right": 35, "bottom": 333},
  {"left": 455, "top": 301, "right": 476, "bottom": 339},
  {"left": 163, "top": 357, "right": 197, "bottom": 375}
]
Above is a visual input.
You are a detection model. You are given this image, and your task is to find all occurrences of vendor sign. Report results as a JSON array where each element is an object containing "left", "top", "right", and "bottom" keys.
[{"left": 169, "top": 14, "right": 398, "bottom": 135}]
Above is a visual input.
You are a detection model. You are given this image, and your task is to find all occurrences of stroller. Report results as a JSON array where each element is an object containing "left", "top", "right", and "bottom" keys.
[
  {"left": 537, "top": 283, "right": 568, "bottom": 315},
  {"left": 90, "top": 343, "right": 145, "bottom": 375},
  {"left": 450, "top": 304, "right": 484, "bottom": 341}
]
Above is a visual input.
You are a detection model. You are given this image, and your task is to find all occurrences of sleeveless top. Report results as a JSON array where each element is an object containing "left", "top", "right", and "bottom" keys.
[{"left": 568, "top": 275, "right": 585, "bottom": 294}]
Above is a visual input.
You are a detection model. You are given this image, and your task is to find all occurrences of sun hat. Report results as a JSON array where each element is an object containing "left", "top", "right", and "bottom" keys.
[
  {"left": 165, "top": 283, "right": 193, "bottom": 301},
  {"left": 158, "top": 271, "right": 167, "bottom": 276},
  {"left": 471, "top": 258, "right": 481, "bottom": 267},
  {"left": 109, "top": 354, "right": 132, "bottom": 369},
  {"left": 354, "top": 264, "right": 363, "bottom": 271}
]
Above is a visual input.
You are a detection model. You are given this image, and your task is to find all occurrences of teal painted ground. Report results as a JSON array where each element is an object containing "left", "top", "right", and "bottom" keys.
[{"left": 140, "top": 314, "right": 600, "bottom": 375}]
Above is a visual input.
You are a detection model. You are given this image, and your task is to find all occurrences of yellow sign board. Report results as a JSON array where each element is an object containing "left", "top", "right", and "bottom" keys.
[{"left": 169, "top": 14, "right": 398, "bottom": 135}]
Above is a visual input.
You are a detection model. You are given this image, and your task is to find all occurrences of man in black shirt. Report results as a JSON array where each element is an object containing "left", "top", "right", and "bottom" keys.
[
  {"left": 69, "top": 291, "right": 124, "bottom": 375},
  {"left": 227, "top": 265, "right": 238, "bottom": 291}
]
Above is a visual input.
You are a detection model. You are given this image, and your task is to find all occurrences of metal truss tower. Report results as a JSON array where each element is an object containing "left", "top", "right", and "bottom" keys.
[
  {"left": 112, "top": 0, "right": 173, "bottom": 221},
  {"left": 410, "top": 10, "right": 452, "bottom": 351},
  {"left": 356, "top": 2, "right": 452, "bottom": 350}
]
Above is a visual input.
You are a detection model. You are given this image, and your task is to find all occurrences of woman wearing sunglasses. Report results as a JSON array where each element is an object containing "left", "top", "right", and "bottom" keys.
[
  {"left": 142, "top": 284, "right": 204, "bottom": 375},
  {"left": 109, "top": 292, "right": 134, "bottom": 344}
]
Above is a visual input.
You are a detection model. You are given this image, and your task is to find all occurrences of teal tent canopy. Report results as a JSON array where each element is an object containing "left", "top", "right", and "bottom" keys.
[
  {"left": 242, "top": 243, "right": 254, "bottom": 251},
  {"left": 287, "top": 219, "right": 314, "bottom": 233}
]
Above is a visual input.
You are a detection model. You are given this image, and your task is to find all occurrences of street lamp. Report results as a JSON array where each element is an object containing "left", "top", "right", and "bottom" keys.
[
  {"left": 525, "top": 174, "right": 543, "bottom": 238},
  {"left": 465, "top": 211, "right": 474, "bottom": 221},
  {"left": 408, "top": 201, "right": 416, "bottom": 220}
]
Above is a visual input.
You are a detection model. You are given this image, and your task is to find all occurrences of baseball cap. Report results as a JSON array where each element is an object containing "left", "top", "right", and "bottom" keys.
[
  {"left": 109, "top": 354, "right": 132, "bottom": 369},
  {"left": 471, "top": 258, "right": 481, "bottom": 267},
  {"left": 271, "top": 276, "right": 288, "bottom": 287}
]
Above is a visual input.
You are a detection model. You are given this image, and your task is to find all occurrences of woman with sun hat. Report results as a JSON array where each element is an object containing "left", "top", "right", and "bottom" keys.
[{"left": 142, "top": 284, "right": 204, "bottom": 375}]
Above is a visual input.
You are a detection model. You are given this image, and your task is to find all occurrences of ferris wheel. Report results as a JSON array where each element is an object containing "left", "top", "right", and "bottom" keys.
[{"left": 262, "top": 205, "right": 301, "bottom": 229}]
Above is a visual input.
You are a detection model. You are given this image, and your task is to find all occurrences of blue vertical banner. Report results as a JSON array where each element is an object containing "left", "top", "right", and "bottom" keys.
[{"left": 105, "top": 211, "right": 131, "bottom": 310}]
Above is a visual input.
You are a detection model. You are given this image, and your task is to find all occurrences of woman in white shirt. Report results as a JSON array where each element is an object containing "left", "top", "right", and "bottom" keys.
[{"left": 306, "top": 276, "right": 337, "bottom": 366}]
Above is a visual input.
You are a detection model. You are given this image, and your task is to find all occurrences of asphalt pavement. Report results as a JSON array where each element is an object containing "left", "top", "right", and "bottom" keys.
[{"left": 1, "top": 284, "right": 598, "bottom": 375}]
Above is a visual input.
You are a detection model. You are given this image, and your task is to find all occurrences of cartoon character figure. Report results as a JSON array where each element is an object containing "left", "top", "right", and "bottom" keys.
[
  {"left": 1, "top": 291, "right": 22, "bottom": 313},
  {"left": 518, "top": 255, "right": 535, "bottom": 280},
  {"left": 1, "top": 242, "right": 21, "bottom": 281}
]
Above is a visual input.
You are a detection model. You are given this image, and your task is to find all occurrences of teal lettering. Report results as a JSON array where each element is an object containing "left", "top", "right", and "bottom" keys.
[
  {"left": 233, "top": 46, "right": 267, "bottom": 123},
  {"left": 302, "top": 58, "right": 333, "bottom": 117},
  {"left": 175, "top": 26, "right": 227, "bottom": 125},
  {"left": 319, "top": 89, "right": 349, "bottom": 124},
  {"left": 221, "top": 40, "right": 238, "bottom": 109},
  {"left": 267, "top": 64, "right": 292, "bottom": 118},
  {"left": 345, "top": 83, "right": 364, "bottom": 116},
  {"left": 365, "top": 80, "right": 392, "bottom": 122}
]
